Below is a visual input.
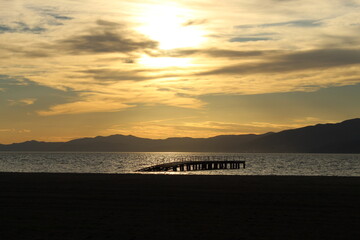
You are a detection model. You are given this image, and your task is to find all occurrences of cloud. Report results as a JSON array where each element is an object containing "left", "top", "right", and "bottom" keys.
[
  {"left": 0, "top": 22, "right": 46, "bottom": 34},
  {"left": 198, "top": 48, "right": 360, "bottom": 76},
  {"left": 3, "top": 19, "right": 159, "bottom": 59},
  {"left": 0, "top": 128, "right": 31, "bottom": 133},
  {"left": 37, "top": 98, "right": 134, "bottom": 116},
  {"left": 229, "top": 37, "right": 272, "bottom": 42},
  {"left": 0, "top": 25, "right": 12, "bottom": 33},
  {"left": 80, "top": 68, "right": 179, "bottom": 82},
  {"left": 236, "top": 19, "right": 323, "bottom": 29},
  {"left": 162, "top": 48, "right": 272, "bottom": 58},
  {"left": 101, "top": 119, "right": 319, "bottom": 139},
  {"left": 8, "top": 98, "right": 37, "bottom": 106},
  {"left": 0, "top": 129, "right": 11, "bottom": 132},
  {"left": 25, "top": 5, "right": 74, "bottom": 26},
  {"left": 292, "top": 117, "right": 333, "bottom": 123},
  {"left": 0, "top": 75, "right": 33, "bottom": 87},
  {"left": 46, "top": 13, "right": 73, "bottom": 21},
  {"left": 34, "top": 80, "right": 205, "bottom": 116},
  {"left": 2, "top": 1, "right": 360, "bottom": 118},
  {"left": 182, "top": 19, "right": 207, "bottom": 26},
  {"left": 56, "top": 20, "right": 158, "bottom": 55}
]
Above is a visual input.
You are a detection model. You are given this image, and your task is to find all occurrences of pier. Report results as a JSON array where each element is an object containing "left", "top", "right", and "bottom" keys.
[{"left": 138, "top": 156, "right": 245, "bottom": 172}]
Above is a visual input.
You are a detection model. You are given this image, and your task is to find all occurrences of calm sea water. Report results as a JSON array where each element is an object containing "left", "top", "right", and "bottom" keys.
[{"left": 0, "top": 152, "right": 359, "bottom": 176}]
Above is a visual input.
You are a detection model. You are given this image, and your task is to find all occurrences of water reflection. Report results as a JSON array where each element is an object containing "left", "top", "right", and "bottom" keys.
[{"left": 0, "top": 152, "right": 359, "bottom": 176}]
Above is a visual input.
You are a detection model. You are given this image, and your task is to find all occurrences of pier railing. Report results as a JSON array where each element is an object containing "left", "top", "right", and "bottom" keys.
[{"left": 138, "top": 156, "right": 245, "bottom": 172}]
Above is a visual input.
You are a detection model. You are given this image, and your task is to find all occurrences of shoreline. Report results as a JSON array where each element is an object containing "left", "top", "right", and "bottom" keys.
[
  {"left": 1, "top": 171, "right": 359, "bottom": 177},
  {"left": 1, "top": 173, "right": 359, "bottom": 239}
]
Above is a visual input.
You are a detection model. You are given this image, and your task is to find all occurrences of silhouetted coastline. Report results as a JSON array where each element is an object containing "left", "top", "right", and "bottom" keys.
[{"left": 1, "top": 118, "right": 360, "bottom": 153}]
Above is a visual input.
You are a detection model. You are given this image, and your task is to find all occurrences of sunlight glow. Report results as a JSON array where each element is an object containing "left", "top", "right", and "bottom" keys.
[{"left": 136, "top": 4, "right": 206, "bottom": 50}]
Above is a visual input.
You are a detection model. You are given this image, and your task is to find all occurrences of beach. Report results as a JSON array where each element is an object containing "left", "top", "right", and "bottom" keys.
[{"left": 0, "top": 173, "right": 359, "bottom": 240}]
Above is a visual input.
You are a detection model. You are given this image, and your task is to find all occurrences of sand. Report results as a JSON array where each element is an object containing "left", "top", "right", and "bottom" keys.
[{"left": 0, "top": 173, "right": 359, "bottom": 240}]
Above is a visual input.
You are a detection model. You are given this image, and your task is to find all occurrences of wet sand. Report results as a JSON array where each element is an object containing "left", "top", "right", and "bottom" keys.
[{"left": 0, "top": 173, "right": 359, "bottom": 240}]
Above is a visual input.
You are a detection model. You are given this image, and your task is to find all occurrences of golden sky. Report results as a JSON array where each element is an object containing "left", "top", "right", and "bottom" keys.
[{"left": 1, "top": 0, "right": 360, "bottom": 143}]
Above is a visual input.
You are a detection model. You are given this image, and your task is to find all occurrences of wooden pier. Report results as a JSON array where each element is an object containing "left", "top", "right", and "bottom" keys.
[{"left": 138, "top": 159, "right": 246, "bottom": 172}]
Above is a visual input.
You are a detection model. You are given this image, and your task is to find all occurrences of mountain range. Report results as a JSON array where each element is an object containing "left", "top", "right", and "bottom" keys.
[{"left": 1, "top": 118, "right": 360, "bottom": 153}]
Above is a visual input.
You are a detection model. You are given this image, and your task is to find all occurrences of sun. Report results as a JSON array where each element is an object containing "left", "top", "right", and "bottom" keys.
[{"left": 136, "top": 4, "right": 206, "bottom": 50}]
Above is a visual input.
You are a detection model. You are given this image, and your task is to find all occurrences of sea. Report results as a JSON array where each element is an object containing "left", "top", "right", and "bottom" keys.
[{"left": 0, "top": 152, "right": 359, "bottom": 176}]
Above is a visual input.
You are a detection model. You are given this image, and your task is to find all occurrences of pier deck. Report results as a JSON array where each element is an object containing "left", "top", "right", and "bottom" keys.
[{"left": 138, "top": 160, "right": 245, "bottom": 172}]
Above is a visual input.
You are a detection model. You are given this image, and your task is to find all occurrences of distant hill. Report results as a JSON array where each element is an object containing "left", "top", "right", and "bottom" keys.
[
  {"left": 244, "top": 118, "right": 360, "bottom": 153},
  {"left": 1, "top": 118, "right": 360, "bottom": 153}
]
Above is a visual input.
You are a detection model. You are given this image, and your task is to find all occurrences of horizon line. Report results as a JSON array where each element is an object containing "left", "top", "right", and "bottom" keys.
[{"left": 2, "top": 117, "right": 359, "bottom": 145}]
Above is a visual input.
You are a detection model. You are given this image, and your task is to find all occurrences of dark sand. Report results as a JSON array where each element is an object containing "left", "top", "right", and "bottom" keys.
[{"left": 0, "top": 173, "right": 359, "bottom": 240}]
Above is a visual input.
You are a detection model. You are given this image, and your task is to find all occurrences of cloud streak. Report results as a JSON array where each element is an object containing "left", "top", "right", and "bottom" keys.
[
  {"left": 229, "top": 37, "right": 272, "bottom": 42},
  {"left": 101, "top": 119, "right": 322, "bottom": 139},
  {"left": 161, "top": 48, "right": 272, "bottom": 58},
  {"left": 80, "top": 68, "right": 180, "bottom": 82},
  {"left": 0, "top": 22, "right": 46, "bottom": 34},
  {"left": 236, "top": 19, "right": 323, "bottom": 29},
  {"left": 198, "top": 48, "right": 360, "bottom": 76},
  {"left": 37, "top": 97, "right": 134, "bottom": 116}
]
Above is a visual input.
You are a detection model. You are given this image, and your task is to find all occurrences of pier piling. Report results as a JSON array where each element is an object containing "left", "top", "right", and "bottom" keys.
[{"left": 138, "top": 156, "right": 246, "bottom": 172}]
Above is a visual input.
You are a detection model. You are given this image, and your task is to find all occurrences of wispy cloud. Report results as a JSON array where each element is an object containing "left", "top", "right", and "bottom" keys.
[
  {"left": 45, "top": 12, "right": 73, "bottom": 21},
  {"left": 37, "top": 97, "right": 134, "bottom": 116},
  {"left": 182, "top": 19, "right": 207, "bottom": 26},
  {"left": 0, "top": 128, "right": 31, "bottom": 133},
  {"left": 80, "top": 68, "right": 178, "bottom": 82},
  {"left": 161, "top": 48, "right": 272, "bottom": 58},
  {"left": 229, "top": 37, "right": 272, "bottom": 42},
  {"left": 198, "top": 48, "right": 360, "bottom": 76},
  {"left": 236, "top": 19, "right": 323, "bottom": 29},
  {"left": 0, "top": 22, "right": 46, "bottom": 34},
  {"left": 8, "top": 98, "right": 37, "bottom": 106}
]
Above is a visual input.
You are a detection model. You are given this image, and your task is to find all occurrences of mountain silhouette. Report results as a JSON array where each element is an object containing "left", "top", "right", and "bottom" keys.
[{"left": 1, "top": 118, "right": 360, "bottom": 153}]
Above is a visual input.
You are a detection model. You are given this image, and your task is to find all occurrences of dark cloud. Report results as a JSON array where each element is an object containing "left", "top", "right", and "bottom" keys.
[
  {"left": 80, "top": 68, "right": 177, "bottom": 82},
  {"left": 0, "top": 22, "right": 46, "bottom": 34},
  {"left": 0, "top": 75, "right": 78, "bottom": 113},
  {"left": 28, "top": 6, "right": 74, "bottom": 25},
  {"left": 159, "top": 48, "right": 271, "bottom": 58},
  {"left": 203, "top": 49, "right": 272, "bottom": 58},
  {"left": 0, "top": 25, "right": 12, "bottom": 32},
  {"left": 0, "top": 75, "right": 27, "bottom": 86},
  {"left": 96, "top": 20, "right": 121, "bottom": 27},
  {"left": 123, "top": 58, "right": 135, "bottom": 64},
  {"left": 236, "top": 19, "right": 322, "bottom": 29},
  {"left": 47, "top": 13, "right": 73, "bottom": 21},
  {"left": 21, "top": 50, "right": 52, "bottom": 58},
  {"left": 12, "top": 20, "right": 159, "bottom": 58},
  {"left": 81, "top": 69, "right": 153, "bottom": 82},
  {"left": 320, "top": 35, "right": 360, "bottom": 48},
  {"left": 197, "top": 48, "right": 360, "bottom": 76},
  {"left": 56, "top": 20, "right": 158, "bottom": 55},
  {"left": 157, "top": 88, "right": 172, "bottom": 92},
  {"left": 229, "top": 37, "right": 272, "bottom": 42},
  {"left": 182, "top": 19, "right": 207, "bottom": 27}
]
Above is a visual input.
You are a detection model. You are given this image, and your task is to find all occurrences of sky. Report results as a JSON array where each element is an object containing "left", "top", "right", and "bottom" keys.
[{"left": 1, "top": 0, "right": 360, "bottom": 144}]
